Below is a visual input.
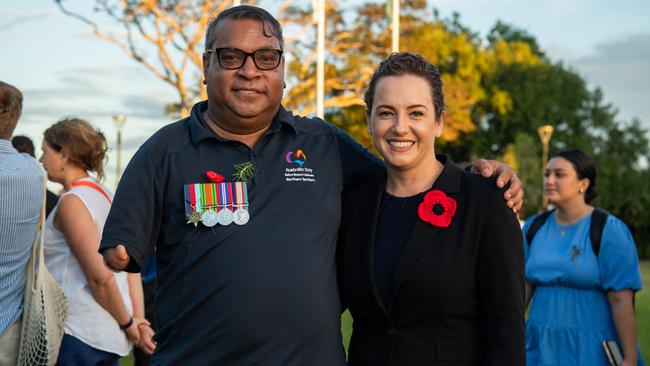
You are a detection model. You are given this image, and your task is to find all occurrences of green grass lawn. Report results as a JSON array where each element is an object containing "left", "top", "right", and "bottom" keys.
[{"left": 121, "top": 260, "right": 649, "bottom": 365}]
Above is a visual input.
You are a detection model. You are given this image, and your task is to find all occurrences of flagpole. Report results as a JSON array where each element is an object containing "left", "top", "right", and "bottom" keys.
[
  {"left": 316, "top": 0, "right": 325, "bottom": 119},
  {"left": 391, "top": 0, "right": 400, "bottom": 52}
]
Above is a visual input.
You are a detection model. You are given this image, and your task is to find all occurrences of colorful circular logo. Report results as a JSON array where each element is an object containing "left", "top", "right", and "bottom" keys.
[{"left": 285, "top": 149, "right": 307, "bottom": 167}]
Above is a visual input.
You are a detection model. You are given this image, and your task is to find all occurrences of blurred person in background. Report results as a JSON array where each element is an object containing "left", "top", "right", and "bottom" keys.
[
  {"left": 12, "top": 134, "right": 59, "bottom": 216},
  {"left": 0, "top": 81, "right": 43, "bottom": 366},
  {"left": 39, "top": 118, "right": 153, "bottom": 365},
  {"left": 524, "top": 149, "right": 645, "bottom": 365}
]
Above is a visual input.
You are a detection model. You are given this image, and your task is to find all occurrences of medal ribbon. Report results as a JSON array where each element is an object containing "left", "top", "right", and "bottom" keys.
[
  {"left": 218, "top": 182, "right": 231, "bottom": 211},
  {"left": 234, "top": 182, "right": 249, "bottom": 211},
  {"left": 227, "top": 182, "right": 234, "bottom": 211},
  {"left": 200, "top": 183, "right": 219, "bottom": 213},
  {"left": 193, "top": 183, "right": 202, "bottom": 212},
  {"left": 184, "top": 184, "right": 193, "bottom": 217},
  {"left": 185, "top": 183, "right": 220, "bottom": 217},
  {"left": 204, "top": 183, "right": 213, "bottom": 210}
]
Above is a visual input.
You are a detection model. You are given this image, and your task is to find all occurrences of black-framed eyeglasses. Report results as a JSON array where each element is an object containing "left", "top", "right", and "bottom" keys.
[{"left": 205, "top": 47, "right": 283, "bottom": 70}]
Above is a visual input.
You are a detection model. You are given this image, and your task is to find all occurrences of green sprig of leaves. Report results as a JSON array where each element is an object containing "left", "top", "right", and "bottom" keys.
[{"left": 232, "top": 161, "right": 255, "bottom": 181}]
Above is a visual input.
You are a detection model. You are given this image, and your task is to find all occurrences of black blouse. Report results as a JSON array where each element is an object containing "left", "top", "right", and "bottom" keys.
[{"left": 374, "top": 191, "right": 422, "bottom": 307}]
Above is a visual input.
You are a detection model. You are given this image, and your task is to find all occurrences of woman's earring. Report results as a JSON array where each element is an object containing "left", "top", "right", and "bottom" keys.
[
  {"left": 579, "top": 188, "right": 585, "bottom": 193},
  {"left": 202, "top": 79, "right": 207, "bottom": 85}
]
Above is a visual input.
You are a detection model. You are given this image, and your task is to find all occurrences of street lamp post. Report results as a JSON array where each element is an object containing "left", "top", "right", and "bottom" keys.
[
  {"left": 315, "top": 0, "right": 325, "bottom": 119},
  {"left": 113, "top": 114, "right": 127, "bottom": 186},
  {"left": 538, "top": 125, "right": 554, "bottom": 211},
  {"left": 391, "top": 0, "right": 400, "bottom": 52}
]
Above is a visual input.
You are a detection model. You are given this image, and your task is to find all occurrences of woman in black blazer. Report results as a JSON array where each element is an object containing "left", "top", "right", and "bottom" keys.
[{"left": 337, "top": 53, "right": 525, "bottom": 366}]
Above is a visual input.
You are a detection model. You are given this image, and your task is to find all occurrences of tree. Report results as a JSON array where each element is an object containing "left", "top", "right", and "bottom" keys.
[
  {"left": 55, "top": 2, "right": 650, "bottom": 255},
  {"left": 54, "top": 0, "right": 255, "bottom": 117},
  {"left": 279, "top": 1, "right": 372, "bottom": 116},
  {"left": 590, "top": 118, "right": 650, "bottom": 258},
  {"left": 487, "top": 20, "right": 545, "bottom": 59},
  {"left": 509, "top": 133, "right": 542, "bottom": 219},
  {"left": 282, "top": 1, "right": 490, "bottom": 144}
]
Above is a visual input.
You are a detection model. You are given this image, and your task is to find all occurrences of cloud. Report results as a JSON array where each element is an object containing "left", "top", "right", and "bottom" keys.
[
  {"left": 21, "top": 98, "right": 116, "bottom": 123},
  {"left": 24, "top": 64, "right": 166, "bottom": 101},
  {"left": 121, "top": 95, "right": 168, "bottom": 119},
  {"left": 571, "top": 33, "right": 650, "bottom": 126},
  {"left": 574, "top": 34, "right": 650, "bottom": 91},
  {"left": 0, "top": 9, "right": 53, "bottom": 33}
]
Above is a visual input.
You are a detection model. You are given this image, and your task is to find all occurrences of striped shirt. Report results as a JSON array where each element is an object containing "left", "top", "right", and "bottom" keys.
[{"left": 0, "top": 139, "right": 43, "bottom": 336}]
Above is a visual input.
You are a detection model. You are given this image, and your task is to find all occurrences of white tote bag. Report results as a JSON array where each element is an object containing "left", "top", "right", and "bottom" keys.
[{"left": 17, "top": 173, "right": 68, "bottom": 366}]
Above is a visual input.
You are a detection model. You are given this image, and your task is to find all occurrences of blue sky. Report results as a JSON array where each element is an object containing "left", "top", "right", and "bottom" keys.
[{"left": 1, "top": 0, "right": 649, "bottom": 187}]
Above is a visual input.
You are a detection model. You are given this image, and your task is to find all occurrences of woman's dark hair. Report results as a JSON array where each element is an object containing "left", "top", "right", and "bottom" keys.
[
  {"left": 363, "top": 52, "right": 445, "bottom": 120},
  {"left": 43, "top": 117, "right": 108, "bottom": 181},
  {"left": 11, "top": 135, "right": 35, "bottom": 157},
  {"left": 205, "top": 5, "right": 284, "bottom": 50},
  {"left": 554, "top": 149, "right": 597, "bottom": 203}
]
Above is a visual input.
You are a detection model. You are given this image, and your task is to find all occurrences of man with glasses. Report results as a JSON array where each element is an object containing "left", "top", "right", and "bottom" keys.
[{"left": 100, "top": 5, "right": 523, "bottom": 365}]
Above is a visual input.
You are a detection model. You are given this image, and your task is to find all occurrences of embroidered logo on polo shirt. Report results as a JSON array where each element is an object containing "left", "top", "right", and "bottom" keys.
[
  {"left": 284, "top": 148, "right": 316, "bottom": 183},
  {"left": 285, "top": 149, "right": 307, "bottom": 166}
]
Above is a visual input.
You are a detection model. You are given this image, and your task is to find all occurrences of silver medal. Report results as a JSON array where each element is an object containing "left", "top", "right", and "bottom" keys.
[
  {"left": 201, "top": 210, "right": 218, "bottom": 227},
  {"left": 217, "top": 208, "right": 234, "bottom": 226},
  {"left": 233, "top": 208, "right": 250, "bottom": 225}
]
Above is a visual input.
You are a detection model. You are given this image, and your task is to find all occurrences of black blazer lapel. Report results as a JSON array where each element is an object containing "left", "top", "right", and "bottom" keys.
[
  {"left": 389, "top": 218, "right": 442, "bottom": 312},
  {"left": 388, "top": 155, "right": 463, "bottom": 311},
  {"left": 359, "top": 180, "right": 391, "bottom": 317}
]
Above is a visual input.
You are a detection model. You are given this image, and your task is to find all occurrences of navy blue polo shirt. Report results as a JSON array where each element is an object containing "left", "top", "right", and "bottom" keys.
[{"left": 100, "top": 101, "right": 382, "bottom": 365}]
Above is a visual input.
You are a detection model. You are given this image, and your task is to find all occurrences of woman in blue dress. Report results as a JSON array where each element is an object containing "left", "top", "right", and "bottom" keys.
[{"left": 524, "top": 149, "right": 644, "bottom": 365}]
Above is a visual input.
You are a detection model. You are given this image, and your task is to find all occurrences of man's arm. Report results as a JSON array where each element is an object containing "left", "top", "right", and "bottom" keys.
[
  {"left": 330, "top": 123, "right": 524, "bottom": 211},
  {"left": 100, "top": 145, "right": 162, "bottom": 272},
  {"left": 330, "top": 124, "right": 385, "bottom": 190},
  {"left": 470, "top": 159, "right": 524, "bottom": 213}
]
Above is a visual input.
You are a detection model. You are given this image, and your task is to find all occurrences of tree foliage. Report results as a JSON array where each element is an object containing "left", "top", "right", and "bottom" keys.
[
  {"left": 54, "top": 0, "right": 265, "bottom": 117},
  {"left": 55, "top": 1, "right": 649, "bottom": 256}
]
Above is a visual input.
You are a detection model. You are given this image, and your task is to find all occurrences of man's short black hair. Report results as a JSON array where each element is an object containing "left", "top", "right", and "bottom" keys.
[{"left": 205, "top": 5, "right": 284, "bottom": 50}]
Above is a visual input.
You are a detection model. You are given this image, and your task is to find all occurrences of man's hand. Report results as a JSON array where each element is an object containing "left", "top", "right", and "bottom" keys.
[
  {"left": 471, "top": 159, "right": 524, "bottom": 213},
  {"left": 102, "top": 244, "right": 130, "bottom": 272}
]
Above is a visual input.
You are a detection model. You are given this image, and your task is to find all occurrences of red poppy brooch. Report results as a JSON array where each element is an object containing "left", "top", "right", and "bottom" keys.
[{"left": 417, "top": 190, "right": 457, "bottom": 228}]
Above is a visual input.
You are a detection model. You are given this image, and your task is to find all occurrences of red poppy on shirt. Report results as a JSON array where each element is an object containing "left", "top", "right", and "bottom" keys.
[
  {"left": 417, "top": 190, "right": 457, "bottom": 228},
  {"left": 206, "top": 170, "right": 225, "bottom": 183}
]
